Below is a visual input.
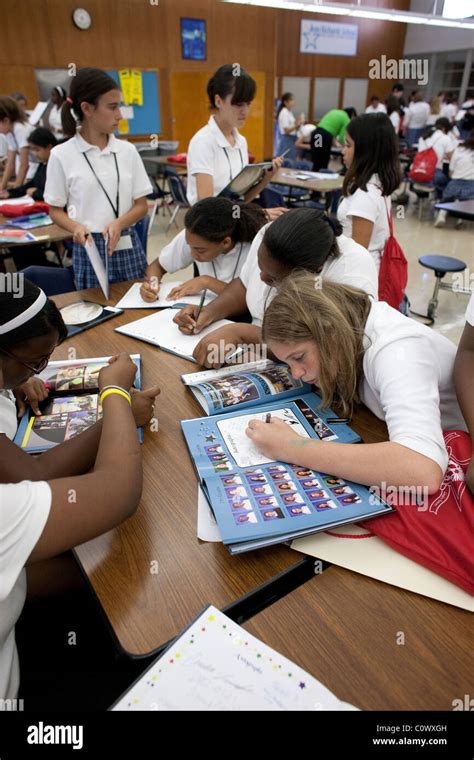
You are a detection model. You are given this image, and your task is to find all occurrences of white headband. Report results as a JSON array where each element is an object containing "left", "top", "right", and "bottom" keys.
[{"left": 0, "top": 290, "right": 47, "bottom": 335}]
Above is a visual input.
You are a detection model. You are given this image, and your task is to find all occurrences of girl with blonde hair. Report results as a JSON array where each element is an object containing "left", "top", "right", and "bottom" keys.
[{"left": 246, "top": 273, "right": 466, "bottom": 493}]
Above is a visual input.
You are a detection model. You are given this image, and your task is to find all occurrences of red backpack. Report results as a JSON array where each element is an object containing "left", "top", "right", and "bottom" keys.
[
  {"left": 378, "top": 203, "right": 408, "bottom": 309},
  {"left": 408, "top": 135, "right": 441, "bottom": 183}
]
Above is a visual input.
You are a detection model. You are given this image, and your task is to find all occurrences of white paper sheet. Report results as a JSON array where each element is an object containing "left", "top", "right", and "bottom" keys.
[
  {"left": 112, "top": 605, "right": 358, "bottom": 711},
  {"left": 115, "top": 309, "right": 232, "bottom": 362},
  {"left": 292, "top": 525, "right": 474, "bottom": 612},
  {"left": 28, "top": 101, "right": 49, "bottom": 125},
  {"left": 197, "top": 486, "right": 221, "bottom": 542},
  {"left": 85, "top": 236, "right": 109, "bottom": 299},
  {"left": 115, "top": 281, "right": 214, "bottom": 310},
  {"left": 216, "top": 407, "right": 310, "bottom": 468}
]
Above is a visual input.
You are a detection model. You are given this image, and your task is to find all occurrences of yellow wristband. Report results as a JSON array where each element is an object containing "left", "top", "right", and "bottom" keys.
[{"left": 100, "top": 388, "right": 131, "bottom": 405}]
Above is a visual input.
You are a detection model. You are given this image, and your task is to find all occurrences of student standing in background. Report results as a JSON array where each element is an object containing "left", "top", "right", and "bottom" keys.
[
  {"left": 337, "top": 113, "right": 401, "bottom": 271},
  {"left": 47, "top": 86, "right": 67, "bottom": 140},
  {"left": 276, "top": 93, "right": 303, "bottom": 159},
  {"left": 44, "top": 67, "right": 152, "bottom": 290},
  {"left": 0, "top": 96, "right": 33, "bottom": 190},
  {"left": 365, "top": 96, "right": 386, "bottom": 114},
  {"left": 403, "top": 92, "right": 430, "bottom": 146},
  {"left": 310, "top": 108, "right": 357, "bottom": 171}
]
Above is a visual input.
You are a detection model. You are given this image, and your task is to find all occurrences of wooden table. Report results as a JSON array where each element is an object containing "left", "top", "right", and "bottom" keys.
[
  {"left": 0, "top": 213, "right": 71, "bottom": 246},
  {"left": 434, "top": 199, "right": 474, "bottom": 221},
  {"left": 50, "top": 283, "right": 313, "bottom": 655},
  {"left": 50, "top": 282, "right": 391, "bottom": 658},
  {"left": 244, "top": 566, "right": 473, "bottom": 710},
  {"left": 271, "top": 167, "right": 343, "bottom": 194}
]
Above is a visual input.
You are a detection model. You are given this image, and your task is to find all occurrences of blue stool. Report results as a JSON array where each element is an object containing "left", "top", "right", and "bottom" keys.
[{"left": 418, "top": 255, "right": 466, "bottom": 321}]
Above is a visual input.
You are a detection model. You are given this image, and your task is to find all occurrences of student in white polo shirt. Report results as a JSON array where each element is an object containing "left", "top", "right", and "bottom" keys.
[
  {"left": 0, "top": 281, "right": 158, "bottom": 701},
  {"left": 246, "top": 272, "right": 467, "bottom": 494},
  {"left": 139, "top": 197, "right": 266, "bottom": 302},
  {"left": 276, "top": 93, "right": 303, "bottom": 159},
  {"left": 44, "top": 67, "right": 152, "bottom": 290},
  {"left": 455, "top": 293, "right": 474, "bottom": 494},
  {"left": 0, "top": 96, "right": 33, "bottom": 190},
  {"left": 173, "top": 209, "right": 378, "bottom": 367},
  {"left": 186, "top": 64, "right": 281, "bottom": 207}
]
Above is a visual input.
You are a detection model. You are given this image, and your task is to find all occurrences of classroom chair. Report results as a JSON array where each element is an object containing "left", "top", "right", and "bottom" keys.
[
  {"left": 20, "top": 265, "right": 77, "bottom": 296},
  {"left": 134, "top": 200, "right": 159, "bottom": 257},
  {"left": 258, "top": 187, "right": 287, "bottom": 208},
  {"left": 418, "top": 254, "right": 467, "bottom": 321},
  {"left": 165, "top": 169, "right": 190, "bottom": 232}
]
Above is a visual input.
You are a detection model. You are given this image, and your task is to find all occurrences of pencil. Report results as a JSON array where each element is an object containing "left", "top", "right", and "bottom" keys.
[{"left": 191, "top": 289, "right": 207, "bottom": 335}]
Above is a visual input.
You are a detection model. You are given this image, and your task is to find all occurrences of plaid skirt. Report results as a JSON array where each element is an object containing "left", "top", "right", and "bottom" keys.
[
  {"left": 441, "top": 179, "right": 474, "bottom": 203},
  {"left": 72, "top": 227, "right": 147, "bottom": 290}
]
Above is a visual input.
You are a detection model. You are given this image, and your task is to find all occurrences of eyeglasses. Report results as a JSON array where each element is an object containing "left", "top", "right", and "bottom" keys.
[{"left": 0, "top": 346, "right": 51, "bottom": 374}]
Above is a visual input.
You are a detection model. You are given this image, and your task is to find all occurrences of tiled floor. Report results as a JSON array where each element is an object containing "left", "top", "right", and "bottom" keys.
[{"left": 148, "top": 195, "right": 473, "bottom": 346}]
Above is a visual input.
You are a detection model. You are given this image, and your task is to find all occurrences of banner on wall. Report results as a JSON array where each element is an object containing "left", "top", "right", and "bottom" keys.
[{"left": 300, "top": 19, "right": 358, "bottom": 57}]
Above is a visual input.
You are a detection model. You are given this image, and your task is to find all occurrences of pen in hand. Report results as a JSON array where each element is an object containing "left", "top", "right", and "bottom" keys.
[
  {"left": 191, "top": 289, "right": 207, "bottom": 335},
  {"left": 265, "top": 413, "right": 272, "bottom": 423}
]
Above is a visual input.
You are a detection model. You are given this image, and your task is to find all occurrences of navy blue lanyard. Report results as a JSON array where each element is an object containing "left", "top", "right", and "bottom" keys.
[
  {"left": 83, "top": 151, "right": 120, "bottom": 218},
  {"left": 222, "top": 147, "right": 244, "bottom": 183}
]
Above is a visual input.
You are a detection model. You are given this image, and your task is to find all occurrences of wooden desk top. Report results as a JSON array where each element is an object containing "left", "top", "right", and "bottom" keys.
[
  {"left": 50, "top": 282, "right": 389, "bottom": 656},
  {"left": 142, "top": 156, "right": 187, "bottom": 172},
  {"left": 271, "top": 167, "right": 343, "bottom": 193},
  {"left": 51, "top": 283, "right": 299, "bottom": 654},
  {"left": 0, "top": 213, "right": 70, "bottom": 246},
  {"left": 244, "top": 566, "right": 473, "bottom": 710}
]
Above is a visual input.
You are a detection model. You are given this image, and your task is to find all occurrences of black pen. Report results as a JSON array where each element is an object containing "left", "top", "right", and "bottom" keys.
[
  {"left": 326, "top": 417, "right": 350, "bottom": 424},
  {"left": 191, "top": 288, "right": 207, "bottom": 335},
  {"left": 265, "top": 413, "right": 272, "bottom": 423}
]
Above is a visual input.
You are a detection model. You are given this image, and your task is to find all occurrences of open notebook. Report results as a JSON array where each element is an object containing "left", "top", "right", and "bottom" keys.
[
  {"left": 115, "top": 309, "right": 232, "bottom": 362},
  {"left": 111, "top": 605, "right": 358, "bottom": 711},
  {"left": 115, "top": 281, "right": 215, "bottom": 310}
]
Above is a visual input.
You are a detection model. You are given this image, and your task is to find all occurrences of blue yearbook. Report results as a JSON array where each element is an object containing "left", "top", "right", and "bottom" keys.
[
  {"left": 14, "top": 355, "right": 142, "bottom": 453},
  {"left": 181, "top": 361, "right": 393, "bottom": 554}
]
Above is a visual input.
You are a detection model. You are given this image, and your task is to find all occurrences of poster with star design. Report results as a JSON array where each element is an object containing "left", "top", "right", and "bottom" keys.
[{"left": 111, "top": 605, "right": 357, "bottom": 711}]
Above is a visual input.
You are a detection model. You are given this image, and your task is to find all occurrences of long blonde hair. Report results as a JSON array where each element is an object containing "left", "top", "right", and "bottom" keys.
[{"left": 262, "top": 273, "right": 371, "bottom": 417}]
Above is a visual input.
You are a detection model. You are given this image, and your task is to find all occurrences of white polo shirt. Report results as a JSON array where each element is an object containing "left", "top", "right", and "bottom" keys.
[
  {"left": 159, "top": 228, "right": 250, "bottom": 283},
  {"left": 186, "top": 116, "right": 249, "bottom": 206},
  {"left": 278, "top": 107, "right": 297, "bottom": 135},
  {"left": 389, "top": 111, "right": 400, "bottom": 133},
  {"left": 239, "top": 225, "right": 379, "bottom": 326},
  {"left": 337, "top": 174, "right": 390, "bottom": 271},
  {"left": 297, "top": 124, "right": 316, "bottom": 143},
  {"left": 466, "top": 293, "right": 474, "bottom": 327},
  {"left": 365, "top": 104, "right": 387, "bottom": 114},
  {"left": 361, "top": 300, "right": 466, "bottom": 474},
  {"left": 0, "top": 480, "right": 52, "bottom": 700},
  {"left": 6, "top": 121, "right": 33, "bottom": 174},
  {"left": 48, "top": 104, "right": 64, "bottom": 140},
  {"left": 44, "top": 133, "right": 152, "bottom": 232},
  {"left": 404, "top": 101, "right": 430, "bottom": 129},
  {"left": 449, "top": 146, "right": 474, "bottom": 180}
]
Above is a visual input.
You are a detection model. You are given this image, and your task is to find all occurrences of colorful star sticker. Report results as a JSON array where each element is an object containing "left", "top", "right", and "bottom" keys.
[{"left": 299, "top": 682, "right": 306, "bottom": 689}]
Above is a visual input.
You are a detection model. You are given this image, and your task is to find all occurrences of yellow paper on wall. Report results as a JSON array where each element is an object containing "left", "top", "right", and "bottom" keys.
[
  {"left": 119, "top": 69, "right": 132, "bottom": 106},
  {"left": 130, "top": 69, "right": 143, "bottom": 106},
  {"left": 118, "top": 119, "right": 129, "bottom": 134}
]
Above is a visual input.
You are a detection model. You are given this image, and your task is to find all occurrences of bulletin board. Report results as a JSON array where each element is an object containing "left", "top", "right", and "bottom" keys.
[{"left": 108, "top": 69, "right": 161, "bottom": 136}]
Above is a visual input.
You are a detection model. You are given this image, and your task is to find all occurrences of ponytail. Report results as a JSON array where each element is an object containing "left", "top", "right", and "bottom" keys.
[
  {"left": 60, "top": 67, "right": 119, "bottom": 138},
  {"left": 184, "top": 198, "right": 267, "bottom": 245},
  {"left": 262, "top": 208, "right": 341, "bottom": 273}
]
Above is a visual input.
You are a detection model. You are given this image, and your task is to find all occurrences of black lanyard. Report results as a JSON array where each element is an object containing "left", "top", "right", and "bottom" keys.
[
  {"left": 222, "top": 147, "right": 244, "bottom": 183},
  {"left": 211, "top": 243, "right": 243, "bottom": 281},
  {"left": 83, "top": 151, "right": 120, "bottom": 218}
]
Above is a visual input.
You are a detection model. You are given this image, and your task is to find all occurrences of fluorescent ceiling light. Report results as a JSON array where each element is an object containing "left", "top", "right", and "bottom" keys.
[{"left": 222, "top": 0, "right": 474, "bottom": 29}]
